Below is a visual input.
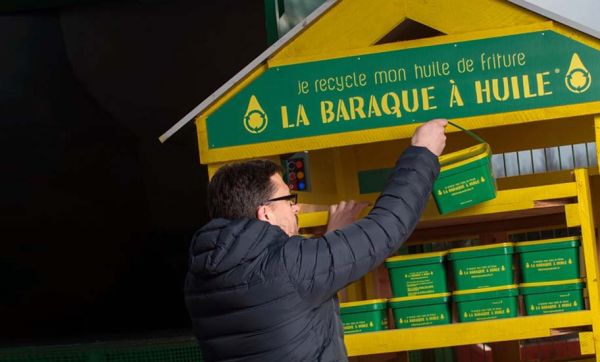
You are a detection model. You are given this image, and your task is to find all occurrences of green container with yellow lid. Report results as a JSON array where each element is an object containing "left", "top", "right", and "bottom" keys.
[
  {"left": 385, "top": 251, "right": 448, "bottom": 297},
  {"left": 516, "top": 237, "right": 580, "bottom": 283},
  {"left": 520, "top": 279, "right": 585, "bottom": 315},
  {"left": 433, "top": 122, "right": 496, "bottom": 214},
  {"left": 448, "top": 243, "right": 515, "bottom": 290},
  {"left": 389, "top": 293, "right": 451, "bottom": 329},
  {"left": 453, "top": 285, "right": 519, "bottom": 322},
  {"left": 340, "top": 299, "right": 388, "bottom": 334}
]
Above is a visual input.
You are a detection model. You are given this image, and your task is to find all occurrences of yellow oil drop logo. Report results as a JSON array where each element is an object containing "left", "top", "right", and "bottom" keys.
[
  {"left": 565, "top": 53, "right": 592, "bottom": 94},
  {"left": 243, "top": 95, "right": 268, "bottom": 134}
]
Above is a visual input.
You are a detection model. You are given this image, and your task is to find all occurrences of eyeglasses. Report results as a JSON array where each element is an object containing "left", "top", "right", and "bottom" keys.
[{"left": 263, "top": 193, "right": 298, "bottom": 206}]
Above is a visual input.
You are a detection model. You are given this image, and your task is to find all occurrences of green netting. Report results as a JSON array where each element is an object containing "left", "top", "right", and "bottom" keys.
[{"left": 0, "top": 336, "right": 203, "bottom": 362}]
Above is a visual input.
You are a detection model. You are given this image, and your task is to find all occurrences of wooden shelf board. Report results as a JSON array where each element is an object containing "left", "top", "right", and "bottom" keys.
[{"left": 345, "top": 311, "right": 592, "bottom": 356}]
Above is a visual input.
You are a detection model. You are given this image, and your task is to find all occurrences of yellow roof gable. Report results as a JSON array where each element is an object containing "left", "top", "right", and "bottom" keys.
[{"left": 161, "top": 0, "right": 600, "bottom": 165}]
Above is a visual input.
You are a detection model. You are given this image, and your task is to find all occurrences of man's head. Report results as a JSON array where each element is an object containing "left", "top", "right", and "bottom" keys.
[{"left": 207, "top": 160, "right": 299, "bottom": 236}]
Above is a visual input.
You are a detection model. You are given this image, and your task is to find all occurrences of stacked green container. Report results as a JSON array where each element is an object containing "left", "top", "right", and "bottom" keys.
[
  {"left": 385, "top": 252, "right": 448, "bottom": 297},
  {"left": 515, "top": 237, "right": 581, "bottom": 283},
  {"left": 448, "top": 243, "right": 515, "bottom": 290},
  {"left": 385, "top": 252, "right": 451, "bottom": 329},
  {"left": 453, "top": 285, "right": 519, "bottom": 322},
  {"left": 520, "top": 279, "right": 585, "bottom": 315},
  {"left": 516, "top": 237, "right": 585, "bottom": 315},
  {"left": 389, "top": 293, "right": 451, "bottom": 329},
  {"left": 339, "top": 299, "right": 388, "bottom": 334},
  {"left": 449, "top": 243, "right": 517, "bottom": 322}
]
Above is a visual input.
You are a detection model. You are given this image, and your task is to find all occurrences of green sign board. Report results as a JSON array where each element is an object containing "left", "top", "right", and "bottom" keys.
[{"left": 207, "top": 30, "right": 599, "bottom": 149}]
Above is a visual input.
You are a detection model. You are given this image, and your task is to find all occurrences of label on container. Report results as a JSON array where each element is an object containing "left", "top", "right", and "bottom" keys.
[
  {"left": 458, "top": 264, "right": 506, "bottom": 278},
  {"left": 528, "top": 293, "right": 580, "bottom": 313},
  {"left": 437, "top": 176, "right": 485, "bottom": 198},
  {"left": 525, "top": 257, "right": 573, "bottom": 272},
  {"left": 462, "top": 306, "right": 513, "bottom": 321},
  {"left": 405, "top": 270, "right": 436, "bottom": 295},
  {"left": 398, "top": 313, "right": 447, "bottom": 327},
  {"left": 343, "top": 318, "right": 387, "bottom": 333}
]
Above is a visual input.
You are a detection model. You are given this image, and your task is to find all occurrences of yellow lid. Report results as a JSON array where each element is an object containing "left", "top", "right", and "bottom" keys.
[
  {"left": 452, "top": 284, "right": 518, "bottom": 296},
  {"left": 449, "top": 242, "right": 514, "bottom": 254},
  {"left": 340, "top": 298, "right": 387, "bottom": 308},
  {"left": 519, "top": 279, "right": 583, "bottom": 288},
  {"left": 386, "top": 251, "right": 448, "bottom": 263},
  {"left": 439, "top": 143, "right": 490, "bottom": 171},
  {"left": 389, "top": 292, "right": 450, "bottom": 303},
  {"left": 515, "top": 236, "right": 580, "bottom": 247}
]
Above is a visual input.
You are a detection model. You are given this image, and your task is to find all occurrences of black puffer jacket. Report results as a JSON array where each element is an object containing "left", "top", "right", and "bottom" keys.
[{"left": 185, "top": 146, "right": 439, "bottom": 362}]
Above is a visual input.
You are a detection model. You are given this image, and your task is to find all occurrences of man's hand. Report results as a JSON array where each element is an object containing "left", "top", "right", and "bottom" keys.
[
  {"left": 326, "top": 200, "right": 370, "bottom": 233},
  {"left": 411, "top": 118, "right": 448, "bottom": 156}
]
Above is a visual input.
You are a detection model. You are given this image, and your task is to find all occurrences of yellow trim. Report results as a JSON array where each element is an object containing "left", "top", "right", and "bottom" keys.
[
  {"left": 340, "top": 299, "right": 388, "bottom": 308},
  {"left": 385, "top": 251, "right": 447, "bottom": 263},
  {"left": 448, "top": 242, "right": 514, "bottom": 254},
  {"left": 519, "top": 279, "right": 583, "bottom": 288},
  {"left": 197, "top": 101, "right": 600, "bottom": 164},
  {"left": 270, "top": 22, "right": 555, "bottom": 67},
  {"left": 406, "top": 0, "right": 546, "bottom": 36},
  {"left": 595, "top": 115, "right": 600, "bottom": 171},
  {"left": 389, "top": 293, "right": 451, "bottom": 303},
  {"left": 453, "top": 284, "right": 518, "bottom": 296},
  {"left": 439, "top": 144, "right": 491, "bottom": 172},
  {"left": 196, "top": 20, "right": 600, "bottom": 164},
  {"left": 298, "top": 211, "right": 329, "bottom": 229},
  {"left": 345, "top": 311, "right": 592, "bottom": 356},
  {"left": 271, "top": 0, "right": 408, "bottom": 62},
  {"left": 515, "top": 236, "right": 580, "bottom": 247}
]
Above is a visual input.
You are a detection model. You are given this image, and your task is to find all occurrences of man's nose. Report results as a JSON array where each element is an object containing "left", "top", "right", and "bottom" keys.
[{"left": 292, "top": 204, "right": 299, "bottom": 214}]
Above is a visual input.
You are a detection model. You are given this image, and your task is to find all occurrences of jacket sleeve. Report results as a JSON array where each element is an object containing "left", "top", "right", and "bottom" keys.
[{"left": 283, "top": 146, "right": 440, "bottom": 304}]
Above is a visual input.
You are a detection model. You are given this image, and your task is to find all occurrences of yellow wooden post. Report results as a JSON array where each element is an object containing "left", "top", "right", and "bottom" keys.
[
  {"left": 207, "top": 163, "right": 222, "bottom": 180},
  {"left": 332, "top": 147, "right": 368, "bottom": 301},
  {"left": 595, "top": 115, "right": 600, "bottom": 171},
  {"left": 575, "top": 168, "right": 600, "bottom": 361}
]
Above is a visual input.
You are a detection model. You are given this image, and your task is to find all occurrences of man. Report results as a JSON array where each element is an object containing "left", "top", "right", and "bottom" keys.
[{"left": 185, "top": 119, "right": 447, "bottom": 361}]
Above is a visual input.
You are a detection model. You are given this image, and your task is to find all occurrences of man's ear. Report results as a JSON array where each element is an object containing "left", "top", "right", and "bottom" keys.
[{"left": 257, "top": 205, "right": 270, "bottom": 222}]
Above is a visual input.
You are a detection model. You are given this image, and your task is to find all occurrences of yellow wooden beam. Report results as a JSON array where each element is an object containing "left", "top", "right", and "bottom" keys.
[
  {"left": 345, "top": 311, "right": 592, "bottom": 356},
  {"left": 595, "top": 115, "right": 600, "bottom": 171},
  {"left": 564, "top": 203, "right": 580, "bottom": 227},
  {"left": 579, "top": 331, "right": 596, "bottom": 356},
  {"left": 420, "top": 181, "right": 577, "bottom": 221},
  {"left": 406, "top": 0, "right": 545, "bottom": 36},
  {"left": 272, "top": 0, "right": 407, "bottom": 61},
  {"left": 298, "top": 181, "right": 578, "bottom": 230},
  {"left": 298, "top": 210, "right": 329, "bottom": 228}
]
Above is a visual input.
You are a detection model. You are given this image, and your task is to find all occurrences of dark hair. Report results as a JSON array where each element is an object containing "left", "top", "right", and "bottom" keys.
[{"left": 207, "top": 160, "right": 283, "bottom": 219}]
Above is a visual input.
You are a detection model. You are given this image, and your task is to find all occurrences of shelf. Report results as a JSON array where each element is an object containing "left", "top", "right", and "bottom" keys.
[
  {"left": 298, "top": 181, "right": 578, "bottom": 230},
  {"left": 344, "top": 311, "right": 592, "bottom": 356}
]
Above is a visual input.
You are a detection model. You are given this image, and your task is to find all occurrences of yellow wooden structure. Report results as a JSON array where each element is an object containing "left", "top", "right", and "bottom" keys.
[{"left": 167, "top": 0, "right": 600, "bottom": 359}]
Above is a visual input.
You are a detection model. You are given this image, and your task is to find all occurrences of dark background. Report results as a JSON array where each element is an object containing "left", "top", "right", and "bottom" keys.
[{"left": 1, "top": 0, "right": 266, "bottom": 344}]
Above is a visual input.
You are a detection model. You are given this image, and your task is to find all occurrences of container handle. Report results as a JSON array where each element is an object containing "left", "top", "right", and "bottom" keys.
[{"left": 447, "top": 120, "right": 487, "bottom": 145}]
